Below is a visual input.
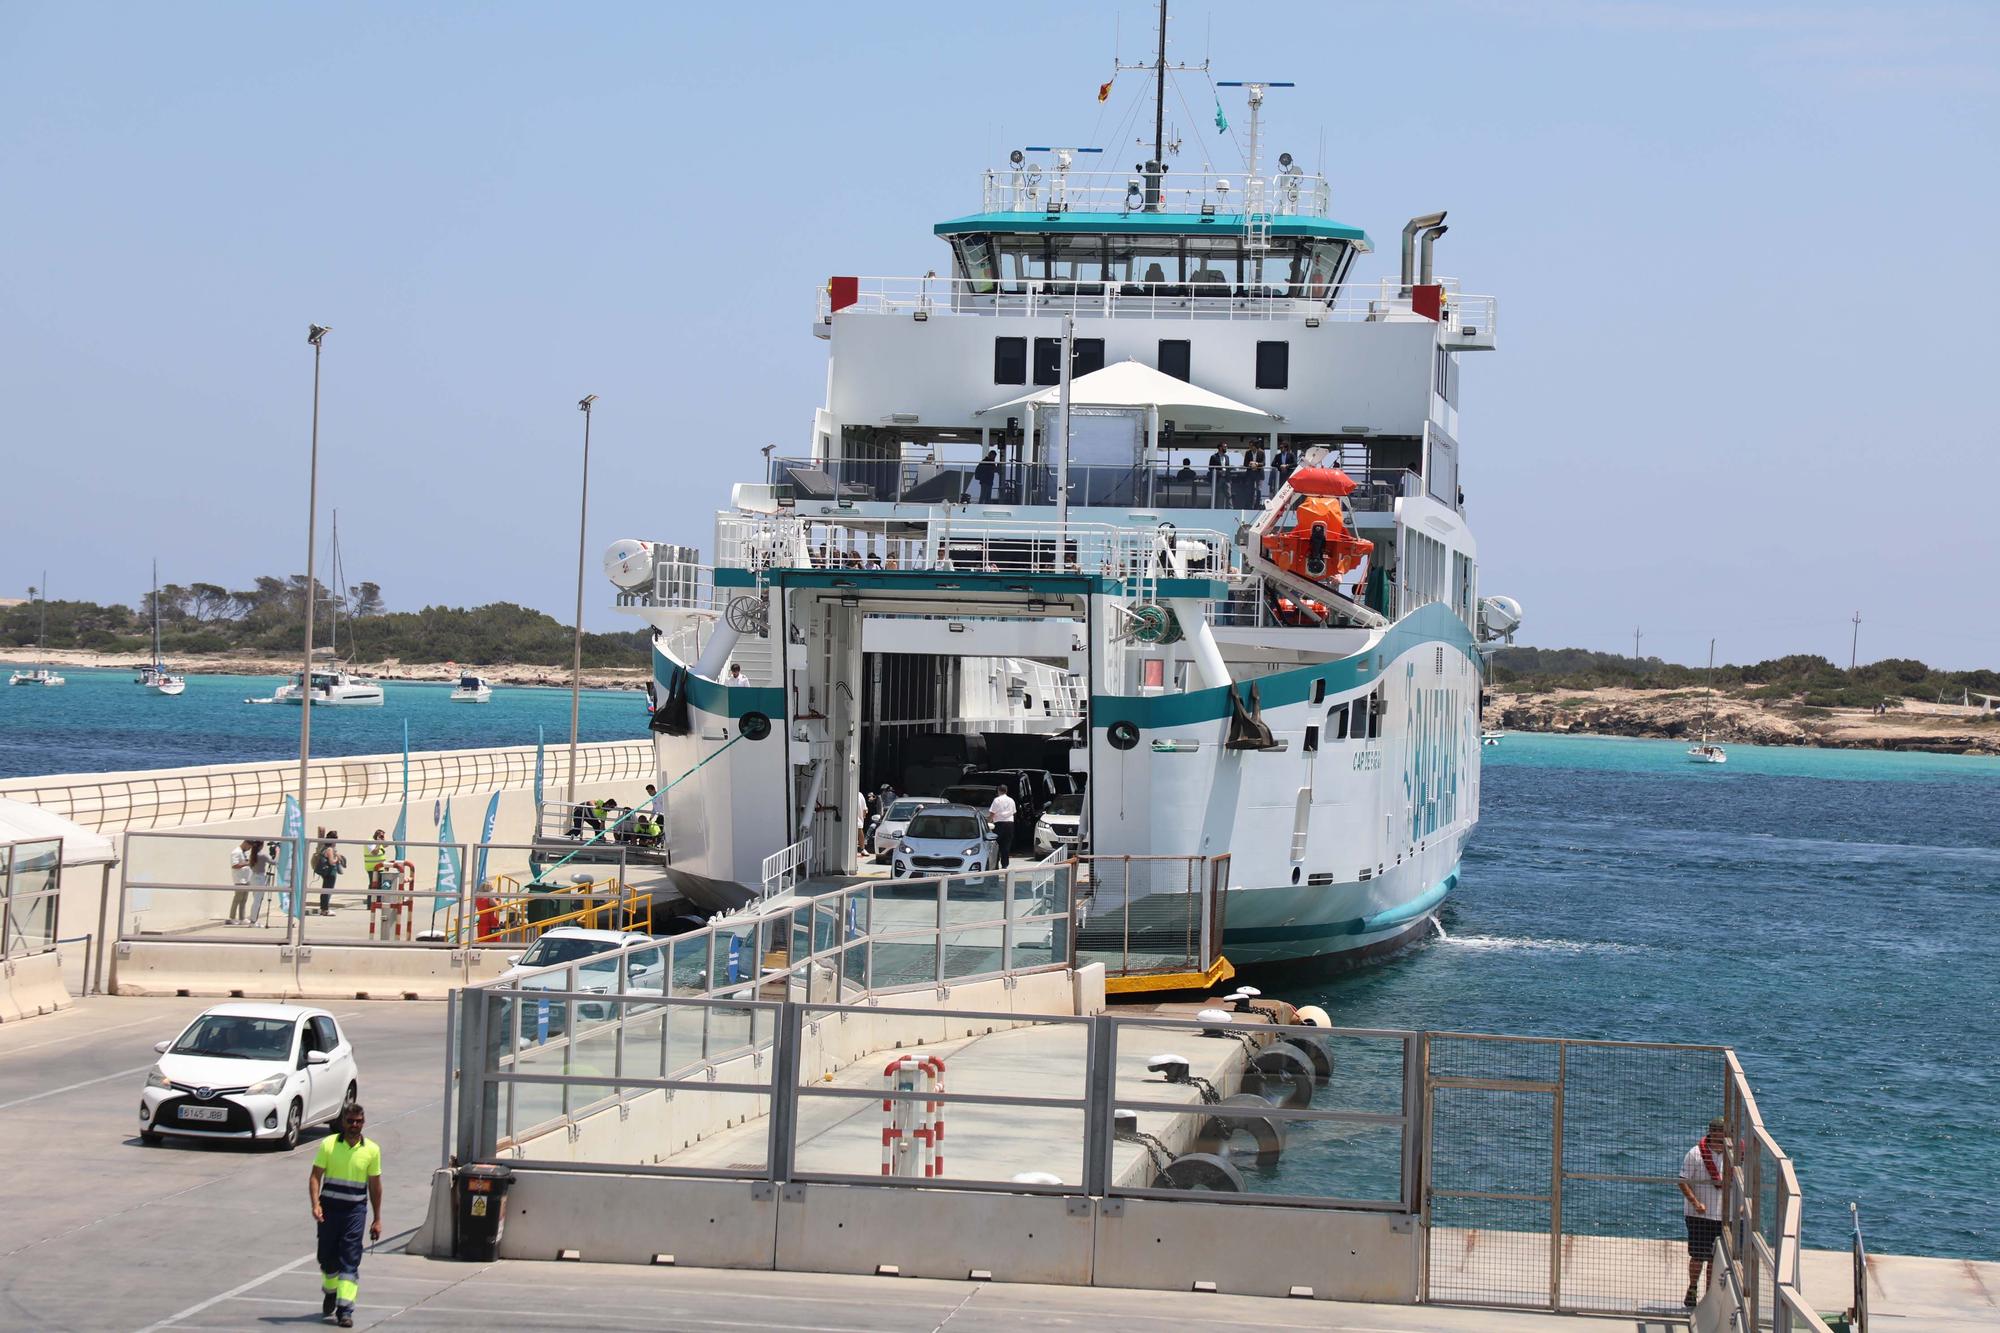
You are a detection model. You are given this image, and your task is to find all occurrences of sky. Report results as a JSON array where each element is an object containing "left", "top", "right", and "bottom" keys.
[{"left": 1, "top": 1, "right": 1995, "bottom": 668}]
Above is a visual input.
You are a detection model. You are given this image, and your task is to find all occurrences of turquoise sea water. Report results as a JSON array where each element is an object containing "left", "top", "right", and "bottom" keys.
[
  {"left": 4, "top": 683, "right": 1994, "bottom": 1259},
  {"left": 1305, "top": 733, "right": 2000, "bottom": 1261},
  {"left": 0, "top": 667, "right": 649, "bottom": 778}
]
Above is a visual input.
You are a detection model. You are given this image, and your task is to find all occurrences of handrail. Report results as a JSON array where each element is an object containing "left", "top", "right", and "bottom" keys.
[
  {"left": 1720, "top": 1051, "right": 1837, "bottom": 1332},
  {"left": 0, "top": 739, "right": 656, "bottom": 834}
]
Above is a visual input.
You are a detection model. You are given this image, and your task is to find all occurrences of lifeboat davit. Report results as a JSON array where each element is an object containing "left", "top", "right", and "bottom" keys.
[{"left": 1261, "top": 475, "right": 1374, "bottom": 584}]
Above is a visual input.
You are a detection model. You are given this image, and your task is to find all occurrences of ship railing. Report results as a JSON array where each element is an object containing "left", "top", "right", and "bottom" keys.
[
  {"left": 978, "top": 166, "right": 1333, "bottom": 219},
  {"left": 714, "top": 510, "right": 1244, "bottom": 594},
  {"left": 761, "top": 455, "right": 1420, "bottom": 520},
  {"left": 612, "top": 553, "right": 718, "bottom": 613},
  {"left": 818, "top": 274, "right": 1496, "bottom": 339}
]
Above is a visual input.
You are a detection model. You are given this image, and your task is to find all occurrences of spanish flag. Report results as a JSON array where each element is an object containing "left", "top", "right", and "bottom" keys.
[{"left": 1097, "top": 79, "right": 1113, "bottom": 102}]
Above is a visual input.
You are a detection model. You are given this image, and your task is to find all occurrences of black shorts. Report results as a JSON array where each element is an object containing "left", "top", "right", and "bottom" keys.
[{"left": 1685, "top": 1215, "right": 1723, "bottom": 1258}]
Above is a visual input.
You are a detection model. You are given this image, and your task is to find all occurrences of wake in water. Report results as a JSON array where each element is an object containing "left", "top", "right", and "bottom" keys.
[{"left": 1442, "top": 934, "right": 1649, "bottom": 955}]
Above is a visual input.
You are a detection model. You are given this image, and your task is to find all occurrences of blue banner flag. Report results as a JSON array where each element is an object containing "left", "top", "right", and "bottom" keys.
[
  {"left": 474, "top": 789, "right": 501, "bottom": 891},
  {"left": 394, "top": 719, "right": 410, "bottom": 861},
  {"left": 278, "top": 794, "right": 304, "bottom": 917},
  {"left": 434, "top": 804, "right": 462, "bottom": 914},
  {"left": 533, "top": 725, "right": 546, "bottom": 811}
]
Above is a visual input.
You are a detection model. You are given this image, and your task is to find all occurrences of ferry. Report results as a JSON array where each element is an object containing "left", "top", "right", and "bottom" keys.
[{"left": 604, "top": 46, "right": 1521, "bottom": 967}]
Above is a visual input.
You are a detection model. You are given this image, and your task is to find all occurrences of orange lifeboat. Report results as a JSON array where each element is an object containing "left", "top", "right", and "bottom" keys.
[{"left": 1262, "top": 485, "right": 1374, "bottom": 584}]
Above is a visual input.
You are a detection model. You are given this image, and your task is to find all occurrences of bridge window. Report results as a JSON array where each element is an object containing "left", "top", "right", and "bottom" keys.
[
  {"left": 1158, "top": 339, "right": 1190, "bottom": 381},
  {"left": 1256, "top": 341, "right": 1290, "bottom": 390},
  {"left": 1033, "top": 337, "right": 1105, "bottom": 385},
  {"left": 994, "top": 337, "right": 1027, "bottom": 385}
]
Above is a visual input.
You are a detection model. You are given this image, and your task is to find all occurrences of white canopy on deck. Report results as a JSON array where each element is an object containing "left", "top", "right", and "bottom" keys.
[
  {"left": 0, "top": 799, "right": 117, "bottom": 866},
  {"left": 977, "top": 359, "right": 1280, "bottom": 433}
]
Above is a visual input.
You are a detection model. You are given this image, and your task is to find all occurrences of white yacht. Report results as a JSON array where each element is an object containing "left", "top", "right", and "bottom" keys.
[
  {"left": 274, "top": 669, "right": 384, "bottom": 707},
  {"left": 10, "top": 575, "right": 65, "bottom": 686},
  {"left": 137, "top": 560, "right": 186, "bottom": 695},
  {"left": 449, "top": 673, "right": 495, "bottom": 703},
  {"left": 602, "top": 38, "right": 1520, "bottom": 968}
]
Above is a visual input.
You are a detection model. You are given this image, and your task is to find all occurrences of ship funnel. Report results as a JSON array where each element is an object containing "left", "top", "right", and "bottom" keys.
[
  {"left": 1399, "top": 211, "right": 1447, "bottom": 290},
  {"left": 1419, "top": 223, "right": 1449, "bottom": 286}
]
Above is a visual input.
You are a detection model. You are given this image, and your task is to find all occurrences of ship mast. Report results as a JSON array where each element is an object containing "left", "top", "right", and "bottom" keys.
[{"left": 1152, "top": 0, "right": 1167, "bottom": 172}]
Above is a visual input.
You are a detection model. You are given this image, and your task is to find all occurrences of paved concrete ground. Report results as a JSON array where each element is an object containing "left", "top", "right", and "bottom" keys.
[{"left": 5, "top": 995, "right": 1993, "bottom": 1332}]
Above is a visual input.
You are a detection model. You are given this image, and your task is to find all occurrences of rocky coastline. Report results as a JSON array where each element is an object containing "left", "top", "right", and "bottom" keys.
[{"left": 1486, "top": 687, "right": 2000, "bottom": 756}]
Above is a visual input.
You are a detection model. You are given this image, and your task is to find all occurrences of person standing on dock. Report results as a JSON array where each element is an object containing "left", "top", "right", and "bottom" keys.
[
  {"left": 364, "top": 832, "right": 388, "bottom": 899},
  {"left": 1677, "top": 1117, "right": 1729, "bottom": 1307},
  {"left": 987, "top": 787, "right": 1016, "bottom": 868},
  {"left": 312, "top": 834, "right": 347, "bottom": 916},
  {"left": 309, "top": 1103, "right": 382, "bottom": 1327},
  {"left": 227, "top": 839, "right": 255, "bottom": 925}
]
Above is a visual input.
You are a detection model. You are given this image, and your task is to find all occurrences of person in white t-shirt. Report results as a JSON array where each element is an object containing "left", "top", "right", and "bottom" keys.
[
  {"left": 986, "top": 789, "right": 1017, "bottom": 868},
  {"left": 1677, "top": 1117, "right": 1730, "bottom": 1307}
]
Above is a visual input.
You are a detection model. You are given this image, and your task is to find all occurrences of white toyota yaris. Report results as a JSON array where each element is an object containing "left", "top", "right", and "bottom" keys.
[{"left": 139, "top": 1003, "right": 359, "bottom": 1150}]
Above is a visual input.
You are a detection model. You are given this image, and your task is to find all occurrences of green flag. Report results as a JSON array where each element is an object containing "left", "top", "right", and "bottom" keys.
[{"left": 1214, "top": 99, "right": 1228, "bottom": 133}]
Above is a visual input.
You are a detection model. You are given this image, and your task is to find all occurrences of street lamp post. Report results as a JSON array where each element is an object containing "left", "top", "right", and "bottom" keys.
[
  {"left": 567, "top": 394, "right": 598, "bottom": 805},
  {"left": 297, "top": 324, "right": 331, "bottom": 939}
]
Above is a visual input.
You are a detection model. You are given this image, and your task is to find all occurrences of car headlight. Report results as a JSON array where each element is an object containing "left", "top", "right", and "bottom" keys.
[
  {"left": 147, "top": 1066, "right": 174, "bottom": 1090},
  {"left": 962, "top": 846, "right": 979, "bottom": 856},
  {"left": 246, "top": 1073, "right": 289, "bottom": 1097},
  {"left": 899, "top": 843, "right": 913, "bottom": 854}
]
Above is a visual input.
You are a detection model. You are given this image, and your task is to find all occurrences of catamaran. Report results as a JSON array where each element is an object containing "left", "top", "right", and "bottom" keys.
[
  {"left": 600, "top": 16, "right": 1522, "bottom": 967},
  {"left": 9, "top": 573, "right": 66, "bottom": 687},
  {"left": 136, "top": 560, "right": 186, "bottom": 695}
]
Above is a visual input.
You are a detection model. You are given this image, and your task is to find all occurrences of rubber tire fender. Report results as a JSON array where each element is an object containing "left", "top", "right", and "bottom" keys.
[
  {"left": 1242, "top": 1043, "right": 1316, "bottom": 1109},
  {"left": 1287, "top": 1034, "right": 1335, "bottom": 1085},
  {"left": 1197, "top": 1101, "right": 1288, "bottom": 1168},
  {"left": 1150, "top": 1151, "right": 1244, "bottom": 1192}
]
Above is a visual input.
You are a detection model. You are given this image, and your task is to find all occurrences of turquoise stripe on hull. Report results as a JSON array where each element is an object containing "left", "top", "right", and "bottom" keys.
[{"left": 1222, "top": 863, "right": 1459, "bottom": 955}]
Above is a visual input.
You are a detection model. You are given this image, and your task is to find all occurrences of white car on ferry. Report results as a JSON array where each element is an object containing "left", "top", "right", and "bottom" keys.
[
  {"left": 139, "top": 1003, "right": 358, "bottom": 1150},
  {"left": 1033, "top": 793, "right": 1086, "bottom": 856},
  {"left": 890, "top": 805, "right": 1001, "bottom": 879}
]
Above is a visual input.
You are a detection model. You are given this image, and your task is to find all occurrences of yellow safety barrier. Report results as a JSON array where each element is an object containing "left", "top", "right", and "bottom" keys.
[{"left": 451, "top": 880, "right": 652, "bottom": 947}]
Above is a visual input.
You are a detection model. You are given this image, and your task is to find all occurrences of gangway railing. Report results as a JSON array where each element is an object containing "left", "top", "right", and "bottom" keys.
[
  {"left": 757, "top": 836, "right": 811, "bottom": 902},
  {"left": 1073, "top": 852, "right": 1230, "bottom": 989}
]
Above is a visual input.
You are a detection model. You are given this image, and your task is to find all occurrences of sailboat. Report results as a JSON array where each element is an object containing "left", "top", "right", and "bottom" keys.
[
  {"left": 137, "top": 560, "right": 186, "bottom": 695},
  {"left": 1687, "top": 638, "right": 1726, "bottom": 764},
  {"left": 269, "top": 511, "right": 384, "bottom": 707},
  {"left": 9, "top": 575, "right": 66, "bottom": 687}
]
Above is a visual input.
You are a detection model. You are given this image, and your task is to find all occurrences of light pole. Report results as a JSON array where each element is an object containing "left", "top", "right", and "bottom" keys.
[
  {"left": 567, "top": 394, "right": 598, "bottom": 805},
  {"left": 297, "top": 324, "right": 330, "bottom": 937}
]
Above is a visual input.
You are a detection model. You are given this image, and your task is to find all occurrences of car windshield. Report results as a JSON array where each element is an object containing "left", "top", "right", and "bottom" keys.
[
  {"left": 171, "top": 1014, "right": 297, "bottom": 1060},
  {"left": 518, "top": 936, "right": 614, "bottom": 968},
  {"left": 886, "top": 799, "right": 934, "bottom": 820},
  {"left": 907, "top": 813, "right": 980, "bottom": 840},
  {"left": 1047, "top": 794, "right": 1084, "bottom": 816}
]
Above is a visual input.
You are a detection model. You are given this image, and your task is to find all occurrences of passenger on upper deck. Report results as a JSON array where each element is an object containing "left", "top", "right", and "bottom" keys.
[
  {"left": 1274, "top": 444, "right": 1298, "bottom": 492},
  {"left": 1175, "top": 458, "right": 1196, "bottom": 483},
  {"left": 1243, "top": 443, "right": 1267, "bottom": 501},
  {"left": 974, "top": 450, "right": 999, "bottom": 503}
]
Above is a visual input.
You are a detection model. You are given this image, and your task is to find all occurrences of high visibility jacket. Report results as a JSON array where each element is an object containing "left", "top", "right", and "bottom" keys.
[
  {"left": 314, "top": 1134, "right": 381, "bottom": 1207},
  {"left": 363, "top": 843, "right": 388, "bottom": 871}
]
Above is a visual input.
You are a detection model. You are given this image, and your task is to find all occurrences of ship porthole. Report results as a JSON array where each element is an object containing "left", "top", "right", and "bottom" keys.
[
  {"left": 1291, "top": 866, "right": 1302, "bottom": 885},
  {"left": 738, "top": 712, "right": 772, "bottom": 741},
  {"left": 1107, "top": 721, "right": 1140, "bottom": 751}
]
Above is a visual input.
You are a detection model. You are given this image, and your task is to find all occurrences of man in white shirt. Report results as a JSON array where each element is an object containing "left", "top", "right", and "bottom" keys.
[
  {"left": 1677, "top": 1117, "right": 1730, "bottom": 1307},
  {"left": 986, "top": 788, "right": 1017, "bottom": 868}
]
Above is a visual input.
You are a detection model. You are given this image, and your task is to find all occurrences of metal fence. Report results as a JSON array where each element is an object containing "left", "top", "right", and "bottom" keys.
[
  {"left": 116, "top": 829, "right": 655, "bottom": 948},
  {"left": 1074, "top": 853, "right": 1228, "bottom": 980},
  {"left": 1, "top": 835, "right": 62, "bottom": 960},
  {"left": 451, "top": 861, "right": 1079, "bottom": 1162},
  {"left": 0, "top": 740, "right": 656, "bottom": 833}
]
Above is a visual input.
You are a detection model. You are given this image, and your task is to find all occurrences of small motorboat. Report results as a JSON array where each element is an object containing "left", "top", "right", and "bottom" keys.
[
  {"left": 1687, "top": 742, "right": 1727, "bottom": 764},
  {"left": 1481, "top": 730, "right": 1503, "bottom": 746},
  {"left": 9, "top": 667, "right": 65, "bottom": 687},
  {"left": 448, "top": 673, "right": 495, "bottom": 703}
]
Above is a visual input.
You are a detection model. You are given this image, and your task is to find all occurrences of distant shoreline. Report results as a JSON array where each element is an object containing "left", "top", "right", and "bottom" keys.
[
  {"left": 1487, "top": 686, "right": 2000, "bottom": 756},
  {"left": 0, "top": 646, "right": 651, "bottom": 693}
]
